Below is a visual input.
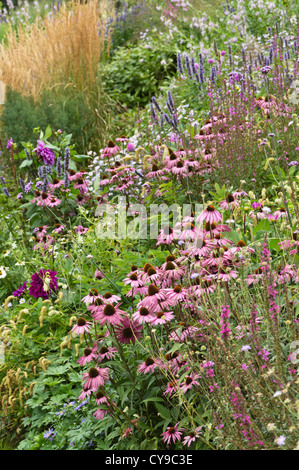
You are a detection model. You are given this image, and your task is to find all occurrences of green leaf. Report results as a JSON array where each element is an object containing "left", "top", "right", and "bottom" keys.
[
  {"left": 253, "top": 218, "right": 270, "bottom": 235},
  {"left": 44, "top": 125, "right": 52, "bottom": 140},
  {"left": 19, "top": 159, "right": 33, "bottom": 168},
  {"left": 142, "top": 397, "right": 164, "bottom": 404}
]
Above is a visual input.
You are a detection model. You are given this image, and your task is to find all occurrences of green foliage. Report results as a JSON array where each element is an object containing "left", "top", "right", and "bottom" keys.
[
  {"left": 102, "top": 38, "right": 177, "bottom": 109},
  {"left": 0, "top": 88, "right": 99, "bottom": 154}
]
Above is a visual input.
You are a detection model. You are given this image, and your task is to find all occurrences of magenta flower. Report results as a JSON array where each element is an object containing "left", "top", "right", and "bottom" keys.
[
  {"left": 114, "top": 317, "right": 143, "bottom": 344},
  {"left": 13, "top": 281, "right": 27, "bottom": 297},
  {"left": 93, "top": 303, "right": 125, "bottom": 325},
  {"left": 161, "top": 423, "right": 185, "bottom": 445},
  {"left": 29, "top": 269, "right": 58, "bottom": 299},
  {"left": 137, "top": 357, "right": 159, "bottom": 374},
  {"left": 127, "top": 142, "right": 135, "bottom": 152},
  {"left": 34, "top": 140, "right": 56, "bottom": 166},
  {"left": 71, "top": 318, "right": 92, "bottom": 335},
  {"left": 6, "top": 138, "right": 13, "bottom": 149},
  {"left": 82, "top": 367, "right": 109, "bottom": 392},
  {"left": 77, "top": 346, "right": 98, "bottom": 366},
  {"left": 197, "top": 205, "right": 222, "bottom": 224}
]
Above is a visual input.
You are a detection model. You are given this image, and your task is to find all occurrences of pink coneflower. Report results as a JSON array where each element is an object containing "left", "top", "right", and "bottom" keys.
[
  {"left": 179, "top": 223, "right": 199, "bottom": 241},
  {"left": 137, "top": 357, "right": 159, "bottom": 374},
  {"left": 94, "top": 303, "right": 125, "bottom": 325},
  {"left": 228, "top": 240, "right": 255, "bottom": 256},
  {"left": 161, "top": 423, "right": 184, "bottom": 445},
  {"left": 95, "top": 390, "right": 108, "bottom": 405},
  {"left": 151, "top": 310, "right": 174, "bottom": 325},
  {"left": 165, "top": 150, "right": 178, "bottom": 169},
  {"left": 81, "top": 289, "right": 101, "bottom": 305},
  {"left": 82, "top": 367, "right": 109, "bottom": 391},
  {"left": 33, "top": 192, "right": 52, "bottom": 207},
  {"left": 132, "top": 306, "right": 155, "bottom": 324},
  {"left": 171, "top": 160, "right": 187, "bottom": 176},
  {"left": 94, "top": 269, "right": 104, "bottom": 280},
  {"left": 278, "top": 231, "right": 299, "bottom": 255},
  {"left": 73, "top": 178, "right": 89, "bottom": 193},
  {"left": 116, "top": 135, "right": 129, "bottom": 142},
  {"left": 219, "top": 193, "right": 240, "bottom": 210},
  {"left": 247, "top": 267, "right": 264, "bottom": 285},
  {"left": 201, "top": 248, "right": 232, "bottom": 268},
  {"left": 93, "top": 408, "right": 108, "bottom": 420},
  {"left": 97, "top": 345, "right": 118, "bottom": 361},
  {"left": 102, "top": 140, "right": 120, "bottom": 156},
  {"left": 163, "top": 381, "right": 178, "bottom": 397},
  {"left": 146, "top": 163, "right": 164, "bottom": 179},
  {"left": 123, "top": 272, "right": 144, "bottom": 288},
  {"left": 188, "top": 237, "right": 213, "bottom": 256},
  {"left": 48, "top": 196, "right": 61, "bottom": 207},
  {"left": 114, "top": 317, "right": 143, "bottom": 344},
  {"left": 215, "top": 268, "right": 239, "bottom": 282},
  {"left": 192, "top": 278, "right": 216, "bottom": 296},
  {"left": 161, "top": 261, "right": 185, "bottom": 284},
  {"left": 144, "top": 266, "right": 162, "bottom": 283},
  {"left": 72, "top": 318, "right": 92, "bottom": 335},
  {"left": 102, "top": 292, "right": 122, "bottom": 304},
  {"left": 156, "top": 226, "right": 176, "bottom": 246},
  {"left": 180, "top": 373, "right": 200, "bottom": 393},
  {"left": 77, "top": 346, "right": 98, "bottom": 366},
  {"left": 272, "top": 207, "right": 288, "bottom": 219},
  {"left": 137, "top": 284, "right": 166, "bottom": 311},
  {"left": 163, "top": 285, "right": 187, "bottom": 307},
  {"left": 52, "top": 224, "right": 64, "bottom": 234},
  {"left": 182, "top": 428, "right": 202, "bottom": 447},
  {"left": 197, "top": 205, "right": 222, "bottom": 224},
  {"left": 99, "top": 174, "right": 112, "bottom": 186},
  {"left": 203, "top": 221, "right": 231, "bottom": 235},
  {"left": 49, "top": 178, "right": 64, "bottom": 190}
]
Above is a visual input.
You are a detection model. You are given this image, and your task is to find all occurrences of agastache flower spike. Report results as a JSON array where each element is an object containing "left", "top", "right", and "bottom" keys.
[
  {"left": 177, "top": 52, "right": 183, "bottom": 74},
  {"left": 64, "top": 147, "right": 70, "bottom": 172}
]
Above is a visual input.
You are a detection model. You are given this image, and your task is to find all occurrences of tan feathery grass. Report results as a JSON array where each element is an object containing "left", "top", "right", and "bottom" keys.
[{"left": 0, "top": 0, "right": 114, "bottom": 100}]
